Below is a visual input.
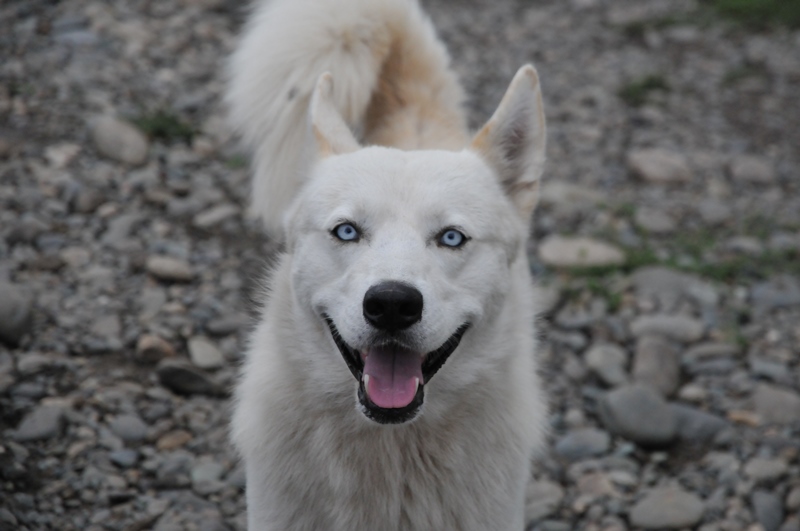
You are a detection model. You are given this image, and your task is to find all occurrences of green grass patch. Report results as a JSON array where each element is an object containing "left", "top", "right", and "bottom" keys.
[
  {"left": 619, "top": 75, "right": 670, "bottom": 107},
  {"left": 132, "top": 110, "right": 195, "bottom": 143},
  {"left": 706, "top": 0, "right": 800, "bottom": 29}
]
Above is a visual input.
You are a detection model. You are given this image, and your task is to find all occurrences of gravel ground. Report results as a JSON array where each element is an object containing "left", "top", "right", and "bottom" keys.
[{"left": 1, "top": 0, "right": 799, "bottom": 529}]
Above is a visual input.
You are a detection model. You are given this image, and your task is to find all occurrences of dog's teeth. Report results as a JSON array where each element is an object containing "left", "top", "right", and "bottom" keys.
[
  {"left": 413, "top": 377, "right": 420, "bottom": 393},
  {"left": 363, "top": 374, "right": 370, "bottom": 388}
]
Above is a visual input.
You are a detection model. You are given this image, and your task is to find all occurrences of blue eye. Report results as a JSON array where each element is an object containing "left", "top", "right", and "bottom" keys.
[
  {"left": 333, "top": 223, "right": 359, "bottom": 242},
  {"left": 438, "top": 229, "right": 466, "bottom": 248}
]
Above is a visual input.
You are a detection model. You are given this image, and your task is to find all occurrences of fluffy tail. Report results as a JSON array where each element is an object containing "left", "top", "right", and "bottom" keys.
[{"left": 226, "top": 0, "right": 467, "bottom": 236}]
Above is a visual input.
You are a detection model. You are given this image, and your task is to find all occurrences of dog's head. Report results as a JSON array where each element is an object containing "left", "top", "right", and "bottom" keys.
[{"left": 285, "top": 66, "right": 546, "bottom": 424}]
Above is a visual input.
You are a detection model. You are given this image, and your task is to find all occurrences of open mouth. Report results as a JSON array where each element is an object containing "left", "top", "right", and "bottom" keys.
[{"left": 324, "top": 317, "right": 469, "bottom": 424}]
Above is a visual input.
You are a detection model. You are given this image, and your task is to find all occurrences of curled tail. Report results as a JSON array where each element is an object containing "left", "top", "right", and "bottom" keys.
[{"left": 226, "top": 0, "right": 467, "bottom": 236}]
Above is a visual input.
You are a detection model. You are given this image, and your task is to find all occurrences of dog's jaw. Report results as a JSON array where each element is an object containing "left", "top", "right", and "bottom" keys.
[{"left": 323, "top": 316, "right": 470, "bottom": 424}]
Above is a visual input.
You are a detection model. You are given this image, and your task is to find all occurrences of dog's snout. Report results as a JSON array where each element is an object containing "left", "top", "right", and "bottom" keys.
[{"left": 363, "top": 281, "right": 423, "bottom": 331}]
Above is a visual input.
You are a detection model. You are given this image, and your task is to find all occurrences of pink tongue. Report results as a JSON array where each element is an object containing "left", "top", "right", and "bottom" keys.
[{"left": 363, "top": 345, "right": 423, "bottom": 409}]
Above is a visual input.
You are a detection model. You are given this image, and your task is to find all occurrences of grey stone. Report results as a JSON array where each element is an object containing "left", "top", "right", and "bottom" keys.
[
  {"left": 670, "top": 404, "right": 729, "bottom": 444},
  {"left": 12, "top": 405, "right": 65, "bottom": 442},
  {"left": 538, "top": 236, "right": 625, "bottom": 268},
  {"left": 192, "top": 203, "right": 239, "bottom": 229},
  {"left": 109, "top": 449, "right": 140, "bottom": 468},
  {"left": 629, "top": 486, "right": 704, "bottom": 529},
  {"left": 752, "top": 276, "right": 800, "bottom": 315},
  {"left": 729, "top": 154, "right": 775, "bottom": 183},
  {"left": 188, "top": 336, "right": 225, "bottom": 370},
  {"left": 753, "top": 384, "right": 800, "bottom": 425},
  {"left": 91, "top": 116, "right": 149, "bottom": 166},
  {"left": 744, "top": 457, "right": 788, "bottom": 483},
  {"left": 632, "top": 335, "right": 680, "bottom": 397},
  {"left": 629, "top": 314, "right": 705, "bottom": 342},
  {"left": 787, "top": 486, "right": 800, "bottom": 512},
  {"left": 584, "top": 342, "right": 628, "bottom": 387},
  {"left": 146, "top": 256, "right": 194, "bottom": 282},
  {"left": 554, "top": 428, "right": 611, "bottom": 461},
  {"left": 135, "top": 334, "right": 176, "bottom": 364},
  {"left": 631, "top": 266, "right": 719, "bottom": 308},
  {"left": 752, "top": 490, "right": 784, "bottom": 531},
  {"left": 697, "top": 199, "right": 732, "bottom": 225},
  {"left": 191, "top": 461, "right": 225, "bottom": 485},
  {"left": 156, "top": 360, "right": 225, "bottom": 396},
  {"left": 0, "top": 282, "right": 34, "bottom": 346},
  {"left": 109, "top": 414, "right": 148, "bottom": 443},
  {"left": 206, "top": 314, "right": 248, "bottom": 336},
  {"left": 627, "top": 149, "right": 691, "bottom": 184},
  {"left": 598, "top": 385, "right": 677, "bottom": 446},
  {"left": 525, "top": 480, "right": 564, "bottom": 523},
  {"left": 634, "top": 207, "right": 676, "bottom": 234}
]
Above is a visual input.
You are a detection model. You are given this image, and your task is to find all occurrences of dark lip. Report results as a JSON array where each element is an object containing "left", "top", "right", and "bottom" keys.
[{"left": 322, "top": 316, "right": 470, "bottom": 423}]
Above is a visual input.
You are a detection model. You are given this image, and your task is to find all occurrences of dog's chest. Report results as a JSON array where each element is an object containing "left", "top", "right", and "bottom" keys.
[{"left": 271, "top": 417, "right": 524, "bottom": 531}]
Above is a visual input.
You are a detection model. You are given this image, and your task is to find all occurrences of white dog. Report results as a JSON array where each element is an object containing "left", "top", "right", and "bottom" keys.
[{"left": 227, "top": 0, "right": 549, "bottom": 529}]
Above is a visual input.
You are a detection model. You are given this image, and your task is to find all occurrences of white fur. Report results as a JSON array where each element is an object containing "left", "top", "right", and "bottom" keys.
[{"left": 228, "top": 1, "right": 549, "bottom": 529}]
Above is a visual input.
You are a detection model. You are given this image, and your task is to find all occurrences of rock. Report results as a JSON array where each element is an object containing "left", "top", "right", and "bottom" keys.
[
  {"left": 554, "top": 428, "right": 611, "bottom": 461},
  {"left": 697, "top": 199, "right": 732, "bottom": 225},
  {"left": 627, "top": 149, "right": 691, "bottom": 184},
  {"left": 206, "top": 314, "right": 249, "bottom": 336},
  {"left": 188, "top": 336, "right": 225, "bottom": 370},
  {"left": 146, "top": 256, "right": 194, "bottom": 282},
  {"left": 632, "top": 335, "right": 680, "bottom": 397},
  {"left": 525, "top": 480, "right": 564, "bottom": 522},
  {"left": 729, "top": 154, "right": 775, "bottom": 183},
  {"left": 12, "top": 405, "right": 65, "bottom": 442},
  {"left": 629, "top": 486, "right": 705, "bottom": 529},
  {"left": 192, "top": 203, "right": 239, "bottom": 229},
  {"left": 634, "top": 207, "right": 676, "bottom": 234},
  {"left": 753, "top": 384, "right": 800, "bottom": 425},
  {"left": 584, "top": 342, "right": 628, "bottom": 387},
  {"left": 683, "top": 342, "right": 740, "bottom": 363},
  {"left": 191, "top": 461, "right": 225, "bottom": 485},
  {"left": 135, "top": 334, "right": 176, "bottom": 364},
  {"left": 109, "top": 414, "right": 148, "bottom": 443},
  {"left": 752, "top": 490, "right": 784, "bottom": 531},
  {"left": 539, "top": 182, "right": 604, "bottom": 208},
  {"left": 786, "top": 487, "right": 800, "bottom": 512},
  {"left": 156, "top": 360, "right": 224, "bottom": 396},
  {"left": 751, "top": 276, "right": 800, "bottom": 316},
  {"left": 598, "top": 385, "right": 677, "bottom": 446},
  {"left": 91, "top": 116, "right": 149, "bottom": 165},
  {"left": 156, "top": 429, "right": 193, "bottom": 451},
  {"left": 109, "top": 449, "right": 140, "bottom": 468},
  {"left": 744, "top": 457, "right": 788, "bottom": 483},
  {"left": 538, "top": 236, "right": 625, "bottom": 268},
  {"left": 670, "top": 404, "right": 729, "bottom": 444},
  {"left": 0, "top": 282, "right": 34, "bottom": 346},
  {"left": 631, "top": 266, "right": 719, "bottom": 308},
  {"left": 90, "top": 314, "right": 121, "bottom": 339},
  {"left": 629, "top": 314, "right": 705, "bottom": 342}
]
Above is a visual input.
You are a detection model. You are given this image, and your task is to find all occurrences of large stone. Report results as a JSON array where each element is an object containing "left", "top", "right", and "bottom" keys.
[
  {"left": 146, "top": 256, "right": 194, "bottom": 282},
  {"left": 584, "top": 342, "right": 628, "bottom": 387},
  {"left": 109, "top": 414, "right": 148, "bottom": 443},
  {"left": 554, "top": 428, "right": 611, "bottom": 461},
  {"left": 632, "top": 335, "right": 680, "bottom": 397},
  {"left": 525, "top": 480, "right": 564, "bottom": 522},
  {"left": 631, "top": 266, "right": 719, "bottom": 307},
  {"left": 671, "top": 404, "right": 729, "bottom": 444},
  {"left": 135, "top": 334, "right": 176, "bottom": 364},
  {"left": 91, "top": 116, "right": 149, "bottom": 166},
  {"left": 744, "top": 457, "right": 789, "bottom": 483},
  {"left": 538, "top": 236, "right": 625, "bottom": 268},
  {"left": 598, "top": 384, "right": 677, "bottom": 446},
  {"left": 630, "top": 314, "right": 705, "bottom": 342},
  {"left": 751, "top": 490, "right": 784, "bottom": 531},
  {"left": 753, "top": 384, "right": 800, "bottom": 425},
  {"left": 12, "top": 405, "right": 65, "bottom": 442},
  {"left": 627, "top": 149, "right": 691, "bottom": 184},
  {"left": 629, "top": 486, "right": 705, "bottom": 529},
  {"left": 634, "top": 207, "right": 676, "bottom": 234},
  {"left": 156, "top": 360, "right": 224, "bottom": 396},
  {"left": 187, "top": 336, "right": 225, "bottom": 370},
  {"left": 0, "top": 282, "right": 34, "bottom": 346},
  {"left": 729, "top": 154, "right": 775, "bottom": 183}
]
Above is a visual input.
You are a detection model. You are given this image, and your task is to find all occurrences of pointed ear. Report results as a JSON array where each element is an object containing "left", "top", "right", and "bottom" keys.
[
  {"left": 471, "top": 65, "right": 546, "bottom": 219},
  {"left": 309, "top": 73, "right": 360, "bottom": 157}
]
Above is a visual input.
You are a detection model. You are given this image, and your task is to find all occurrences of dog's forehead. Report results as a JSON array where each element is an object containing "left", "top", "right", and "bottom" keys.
[{"left": 308, "top": 147, "right": 503, "bottom": 210}]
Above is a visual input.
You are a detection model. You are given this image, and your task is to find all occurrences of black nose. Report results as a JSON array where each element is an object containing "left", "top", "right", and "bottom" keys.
[{"left": 363, "top": 281, "right": 423, "bottom": 331}]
